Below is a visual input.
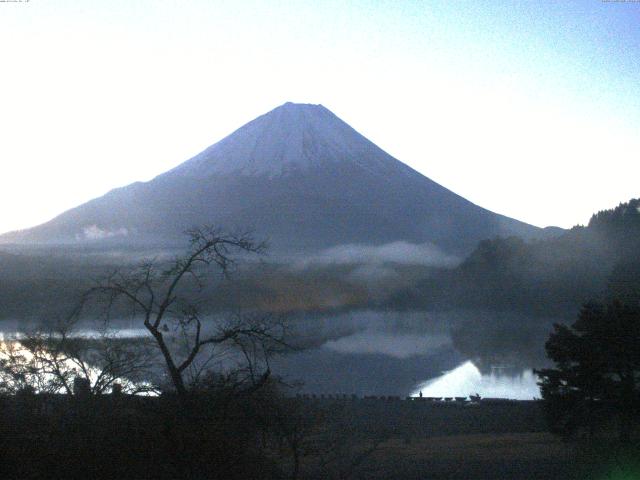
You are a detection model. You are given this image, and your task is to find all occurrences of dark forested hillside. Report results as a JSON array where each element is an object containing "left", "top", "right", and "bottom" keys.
[
  {"left": 378, "top": 199, "right": 638, "bottom": 367},
  {"left": 390, "top": 198, "right": 640, "bottom": 317}
]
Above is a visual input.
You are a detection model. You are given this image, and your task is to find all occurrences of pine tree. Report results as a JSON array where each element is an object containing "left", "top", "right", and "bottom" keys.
[{"left": 536, "top": 301, "right": 640, "bottom": 443}]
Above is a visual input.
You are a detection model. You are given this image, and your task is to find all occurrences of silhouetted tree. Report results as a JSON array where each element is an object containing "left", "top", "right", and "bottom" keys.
[
  {"left": 80, "top": 226, "right": 288, "bottom": 397},
  {"left": 536, "top": 301, "right": 640, "bottom": 444}
]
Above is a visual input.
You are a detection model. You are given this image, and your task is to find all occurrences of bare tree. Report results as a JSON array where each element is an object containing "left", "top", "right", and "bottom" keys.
[
  {"left": 81, "top": 226, "right": 287, "bottom": 397},
  {"left": 0, "top": 317, "right": 157, "bottom": 395}
]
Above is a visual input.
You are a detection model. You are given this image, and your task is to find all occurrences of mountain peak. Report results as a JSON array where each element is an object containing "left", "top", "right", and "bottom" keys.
[
  {"left": 260, "top": 101, "right": 334, "bottom": 128},
  {"left": 167, "top": 102, "right": 390, "bottom": 178},
  {"left": 0, "top": 102, "right": 546, "bottom": 251},
  {"left": 278, "top": 101, "right": 325, "bottom": 109}
]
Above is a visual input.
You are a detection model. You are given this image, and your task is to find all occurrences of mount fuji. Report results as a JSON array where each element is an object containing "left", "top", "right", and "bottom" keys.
[{"left": 1, "top": 102, "right": 551, "bottom": 255}]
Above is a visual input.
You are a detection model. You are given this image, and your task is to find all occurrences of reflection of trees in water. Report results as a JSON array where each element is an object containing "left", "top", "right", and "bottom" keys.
[{"left": 0, "top": 320, "right": 158, "bottom": 395}]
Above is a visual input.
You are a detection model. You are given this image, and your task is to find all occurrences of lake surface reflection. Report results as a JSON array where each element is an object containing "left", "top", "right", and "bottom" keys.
[
  {"left": 2, "top": 317, "right": 542, "bottom": 399},
  {"left": 411, "top": 361, "right": 540, "bottom": 400}
]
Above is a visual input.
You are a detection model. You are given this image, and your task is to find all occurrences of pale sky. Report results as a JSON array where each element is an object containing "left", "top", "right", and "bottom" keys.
[{"left": 1, "top": 0, "right": 638, "bottom": 234}]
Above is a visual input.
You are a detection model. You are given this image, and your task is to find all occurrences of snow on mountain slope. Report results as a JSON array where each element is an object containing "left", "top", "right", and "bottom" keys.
[
  {"left": 0, "top": 102, "right": 553, "bottom": 254},
  {"left": 168, "top": 102, "right": 399, "bottom": 178}
]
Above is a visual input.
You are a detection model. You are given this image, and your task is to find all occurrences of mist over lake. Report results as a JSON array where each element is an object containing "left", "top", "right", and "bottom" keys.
[{"left": 0, "top": 308, "right": 545, "bottom": 399}]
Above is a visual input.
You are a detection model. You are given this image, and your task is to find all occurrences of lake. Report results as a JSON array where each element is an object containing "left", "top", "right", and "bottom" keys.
[{"left": 1, "top": 312, "right": 543, "bottom": 399}]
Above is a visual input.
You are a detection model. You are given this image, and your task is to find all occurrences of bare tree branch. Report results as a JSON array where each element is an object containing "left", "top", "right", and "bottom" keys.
[{"left": 75, "top": 227, "right": 283, "bottom": 398}]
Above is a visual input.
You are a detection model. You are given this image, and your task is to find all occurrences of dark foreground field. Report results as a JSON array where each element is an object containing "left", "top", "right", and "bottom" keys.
[
  {"left": 1, "top": 393, "right": 637, "bottom": 479},
  {"left": 354, "top": 432, "right": 640, "bottom": 480},
  {"left": 362, "top": 433, "right": 572, "bottom": 479},
  {"left": 290, "top": 399, "right": 639, "bottom": 479}
]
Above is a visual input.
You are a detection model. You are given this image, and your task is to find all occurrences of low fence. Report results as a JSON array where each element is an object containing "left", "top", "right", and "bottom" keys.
[{"left": 294, "top": 393, "right": 522, "bottom": 405}]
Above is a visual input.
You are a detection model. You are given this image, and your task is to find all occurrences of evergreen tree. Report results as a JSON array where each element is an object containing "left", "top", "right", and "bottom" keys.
[{"left": 536, "top": 301, "right": 640, "bottom": 443}]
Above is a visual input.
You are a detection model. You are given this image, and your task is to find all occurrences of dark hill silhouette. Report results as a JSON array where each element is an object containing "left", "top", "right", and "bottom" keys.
[{"left": 391, "top": 198, "right": 640, "bottom": 315}]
